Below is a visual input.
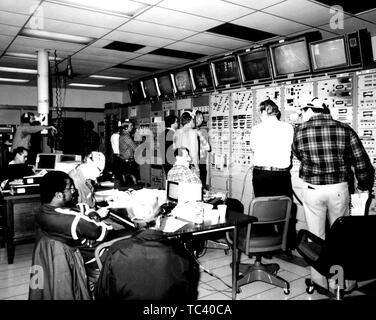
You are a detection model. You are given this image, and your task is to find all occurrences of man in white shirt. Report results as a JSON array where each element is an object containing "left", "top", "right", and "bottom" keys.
[
  {"left": 110, "top": 125, "right": 121, "bottom": 187},
  {"left": 250, "top": 99, "right": 294, "bottom": 198}
]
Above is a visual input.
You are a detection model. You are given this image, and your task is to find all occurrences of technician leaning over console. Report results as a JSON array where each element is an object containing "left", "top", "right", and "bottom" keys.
[{"left": 292, "top": 97, "right": 375, "bottom": 291}]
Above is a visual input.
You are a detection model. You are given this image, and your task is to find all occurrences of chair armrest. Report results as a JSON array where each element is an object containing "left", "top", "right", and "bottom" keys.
[
  {"left": 296, "top": 229, "right": 325, "bottom": 247},
  {"left": 94, "top": 234, "right": 132, "bottom": 271}
]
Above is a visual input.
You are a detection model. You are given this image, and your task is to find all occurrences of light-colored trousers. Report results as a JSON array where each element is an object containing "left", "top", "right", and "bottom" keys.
[{"left": 302, "top": 181, "right": 350, "bottom": 288}]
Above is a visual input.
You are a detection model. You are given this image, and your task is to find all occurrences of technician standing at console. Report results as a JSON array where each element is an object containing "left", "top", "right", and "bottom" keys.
[
  {"left": 250, "top": 99, "right": 294, "bottom": 198},
  {"left": 293, "top": 97, "right": 375, "bottom": 291}
]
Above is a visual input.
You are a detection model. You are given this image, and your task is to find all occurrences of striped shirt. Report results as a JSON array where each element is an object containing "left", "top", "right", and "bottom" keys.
[{"left": 292, "top": 114, "right": 374, "bottom": 190}]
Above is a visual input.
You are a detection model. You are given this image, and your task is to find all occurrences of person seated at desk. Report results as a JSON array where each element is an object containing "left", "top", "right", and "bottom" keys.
[
  {"left": 0, "top": 147, "right": 35, "bottom": 190},
  {"left": 68, "top": 151, "right": 106, "bottom": 210},
  {"left": 167, "top": 147, "right": 201, "bottom": 185},
  {"left": 30, "top": 171, "right": 130, "bottom": 299},
  {"left": 95, "top": 223, "right": 199, "bottom": 300}
]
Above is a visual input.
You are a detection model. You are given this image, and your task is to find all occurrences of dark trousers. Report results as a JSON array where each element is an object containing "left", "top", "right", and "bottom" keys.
[
  {"left": 117, "top": 159, "right": 140, "bottom": 187},
  {"left": 199, "top": 163, "right": 207, "bottom": 189},
  {"left": 252, "top": 169, "right": 297, "bottom": 249}
]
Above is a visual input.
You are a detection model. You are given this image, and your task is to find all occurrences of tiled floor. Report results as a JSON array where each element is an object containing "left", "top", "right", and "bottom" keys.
[{"left": 0, "top": 242, "right": 374, "bottom": 300}]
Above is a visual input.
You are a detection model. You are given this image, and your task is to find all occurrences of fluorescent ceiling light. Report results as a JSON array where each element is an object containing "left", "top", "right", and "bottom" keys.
[
  {"left": 0, "top": 78, "right": 30, "bottom": 83},
  {"left": 5, "top": 52, "right": 63, "bottom": 61},
  {"left": 89, "top": 75, "right": 128, "bottom": 80},
  {"left": 49, "top": 0, "right": 149, "bottom": 17},
  {"left": 20, "top": 28, "right": 94, "bottom": 44},
  {"left": 69, "top": 83, "right": 105, "bottom": 88},
  {"left": 0, "top": 66, "right": 37, "bottom": 74}
]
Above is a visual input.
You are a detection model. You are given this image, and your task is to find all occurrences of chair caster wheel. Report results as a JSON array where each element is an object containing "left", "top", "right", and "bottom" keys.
[
  {"left": 284, "top": 288, "right": 290, "bottom": 295},
  {"left": 306, "top": 286, "right": 314, "bottom": 294},
  {"left": 305, "top": 278, "right": 314, "bottom": 294}
]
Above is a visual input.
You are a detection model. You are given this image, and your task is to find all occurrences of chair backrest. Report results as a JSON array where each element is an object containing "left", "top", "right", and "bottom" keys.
[
  {"left": 321, "top": 215, "right": 376, "bottom": 281},
  {"left": 94, "top": 234, "right": 133, "bottom": 271},
  {"left": 245, "top": 196, "right": 292, "bottom": 254}
]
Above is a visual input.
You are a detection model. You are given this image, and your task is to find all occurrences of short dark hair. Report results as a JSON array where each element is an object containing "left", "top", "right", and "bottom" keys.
[
  {"left": 40, "top": 171, "right": 71, "bottom": 204},
  {"left": 174, "top": 147, "right": 189, "bottom": 158},
  {"left": 165, "top": 114, "right": 178, "bottom": 128},
  {"left": 20, "top": 112, "right": 34, "bottom": 124},
  {"left": 181, "top": 112, "right": 193, "bottom": 126},
  {"left": 302, "top": 105, "right": 330, "bottom": 115},
  {"left": 12, "top": 146, "right": 28, "bottom": 158},
  {"left": 259, "top": 99, "right": 281, "bottom": 118}
]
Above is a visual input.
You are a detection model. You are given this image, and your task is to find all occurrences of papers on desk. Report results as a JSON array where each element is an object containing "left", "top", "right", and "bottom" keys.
[
  {"left": 99, "top": 181, "right": 114, "bottom": 188},
  {"left": 162, "top": 217, "right": 188, "bottom": 233}
]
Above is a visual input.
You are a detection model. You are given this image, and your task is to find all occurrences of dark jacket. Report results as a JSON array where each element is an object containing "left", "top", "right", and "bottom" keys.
[
  {"left": 28, "top": 234, "right": 91, "bottom": 300},
  {"left": 96, "top": 229, "right": 199, "bottom": 300}
]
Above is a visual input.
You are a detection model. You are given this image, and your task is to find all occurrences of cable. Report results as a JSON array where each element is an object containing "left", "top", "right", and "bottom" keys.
[
  {"left": 292, "top": 188, "right": 303, "bottom": 206},
  {"left": 183, "top": 243, "right": 232, "bottom": 290}
]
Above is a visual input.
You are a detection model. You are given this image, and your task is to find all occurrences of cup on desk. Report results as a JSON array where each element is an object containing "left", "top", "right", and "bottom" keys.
[{"left": 217, "top": 204, "right": 227, "bottom": 222}]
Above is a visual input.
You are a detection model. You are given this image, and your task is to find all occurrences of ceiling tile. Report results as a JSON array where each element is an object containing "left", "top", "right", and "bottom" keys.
[
  {"left": 234, "top": 11, "right": 310, "bottom": 36},
  {"left": 165, "top": 42, "right": 226, "bottom": 55},
  {"left": 40, "top": 2, "right": 129, "bottom": 29},
  {"left": 11, "top": 36, "right": 85, "bottom": 53},
  {"left": 132, "top": 54, "right": 191, "bottom": 65},
  {"left": 118, "top": 20, "right": 197, "bottom": 41},
  {"left": 286, "top": 27, "right": 338, "bottom": 40},
  {"left": 104, "top": 30, "right": 175, "bottom": 47},
  {"left": 0, "top": 24, "right": 22, "bottom": 37},
  {"left": 223, "top": 0, "right": 287, "bottom": 10},
  {"left": 313, "top": 0, "right": 376, "bottom": 15},
  {"left": 80, "top": 47, "right": 141, "bottom": 59},
  {"left": 136, "top": 7, "right": 220, "bottom": 31},
  {"left": 0, "top": 56, "right": 38, "bottom": 67},
  {"left": 42, "top": 19, "right": 110, "bottom": 38},
  {"left": 0, "top": 10, "right": 30, "bottom": 26},
  {"left": 264, "top": 0, "right": 349, "bottom": 26},
  {"left": 73, "top": 53, "right": 128, "bottom": 64},
  {"left": 158, "top": 0, "right": 255, "bottom": 21},
  {"left": 319, "top": 17, "right": 376, "bottom": 36},
  {"left": 0, "top": 0, "right": 41, "bottom": 15},
  {"left": 122, "top": 59, "right": 175, "bottom": 68},
  {"left": 207, "top": 22, "right": 276, "bottom": 42},
  {"left": 184, "top": 32, "right": 250, "bottom": 49},
  {"left": 357, "top": 9, "right": 376, "bottom": 24},
  {"left": 134, "top": 46, "right": 160, "bottom": 54}
]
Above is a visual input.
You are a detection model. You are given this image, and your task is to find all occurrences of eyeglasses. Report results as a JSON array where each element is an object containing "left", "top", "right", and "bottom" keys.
[{"left": 64, "top": 186, "right": 76, "bottom": 193}]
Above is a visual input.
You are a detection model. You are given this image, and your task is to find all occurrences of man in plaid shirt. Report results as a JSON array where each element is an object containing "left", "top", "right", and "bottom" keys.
[
  {"left": 293, "top": 97, "right": 375, "bottom": 291},
  {"left": 167, "top": 147, "right": 201, "bottom": 185}
]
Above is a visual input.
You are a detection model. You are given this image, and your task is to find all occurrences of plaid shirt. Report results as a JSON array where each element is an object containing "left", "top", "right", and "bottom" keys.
[
  {"left": 119, "top": 132, "right": 137, "bottom": 160},
  {"left": 167, "top": 165, "right": 202, "bottom": 185},
  {"left": 293, "top": 114, "right": 374, "bottom": 190}
]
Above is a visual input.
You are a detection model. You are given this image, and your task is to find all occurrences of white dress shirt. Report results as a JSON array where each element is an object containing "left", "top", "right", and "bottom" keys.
[
  {"left": 110, "top": 132, "right": 120, "bottom": 155},
  {"left": 250, "top": 117, "right": 294, "bottom": 168}
]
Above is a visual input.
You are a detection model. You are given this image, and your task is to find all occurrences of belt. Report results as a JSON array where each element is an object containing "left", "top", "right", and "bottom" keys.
[{"left": 253, "top": 166, "right": 290, "bottom": 172}]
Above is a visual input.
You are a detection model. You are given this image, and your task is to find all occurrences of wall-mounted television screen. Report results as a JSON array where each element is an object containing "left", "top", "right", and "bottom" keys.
[
  {"left": 173, "top": 70, "right": 192, "bottom": 94},
  {"left": 211, "top": 55, "right": 240, "bottom": 88},
  {"left": 310, "top": 36, "right": 349, "bottom": 72},
  {"left": 128, "top": 81, "right": 144, "bottom": 103},
  {"left": 189, "top": 63, "right": 214, "bottom": 92},
  {"left": 238, "top": 48, "right": 272, "bottom": 83},
  {"left": 157, "top": 74, "right": 174, "bottom": 97},
  {"left": 269, "top": 38, "right": 311, "bottom": 78},
  {"left": 142, "top": 78, "right": 158, "bottom": 98}
]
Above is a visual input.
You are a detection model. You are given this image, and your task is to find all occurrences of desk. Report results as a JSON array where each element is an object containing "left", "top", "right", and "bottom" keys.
[
  {"left": 110, "top": 208, "right": 256, "bottom": 300},
  {"left": 1, "top": 193, "right": 40, "bottom": 264}
]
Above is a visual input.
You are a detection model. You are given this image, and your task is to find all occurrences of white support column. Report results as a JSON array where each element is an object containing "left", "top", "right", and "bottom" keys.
[{"left": 37, "top": 49, "right": 49, "bottom": 126}]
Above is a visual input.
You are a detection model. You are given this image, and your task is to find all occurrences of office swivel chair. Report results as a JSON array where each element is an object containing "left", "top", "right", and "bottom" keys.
[
  {"left": 235, "top": 196, "right": 292, "bottom": 295},
  {"left": 296, "top": 215, "right": 376, "bottom": 299}
]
